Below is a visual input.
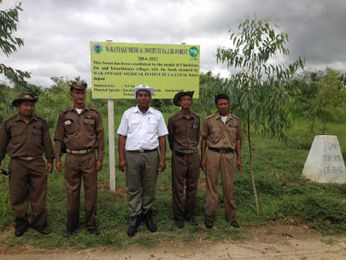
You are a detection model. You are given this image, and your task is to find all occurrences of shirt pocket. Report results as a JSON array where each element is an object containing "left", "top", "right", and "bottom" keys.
[
  {"left": 32, "top": 128, "right": 43, "bottom": 143},
  {"left": 146, "top": 120, "right": 157, "bottom": 133},
  {"left": 128, "top": 119, "right": 140, "bottom": 134},
  {"left": 210, "top": 128, "right": 221, "bottom": 143},
  {"left": 63, "top": 119, "right": 76, "bottom": 134},
  {"left": 10, "top": 128, "right": 24, "bottom": 144},
  {"left": 83, "top": 118, "right": 95, "bottom": 132}
]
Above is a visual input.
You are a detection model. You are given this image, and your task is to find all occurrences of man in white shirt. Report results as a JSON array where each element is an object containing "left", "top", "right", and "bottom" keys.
[{"left": 117, "top": 84, "right": 168, "bottom": 237}]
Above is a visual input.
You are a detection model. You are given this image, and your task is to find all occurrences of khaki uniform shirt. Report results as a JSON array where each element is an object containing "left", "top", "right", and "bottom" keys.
[
  {"left": 168, "top": 111, "right": 200, "bottom": 150},
  {"left": 0, "top": 114, "right": 54, "bottom": 165},
  {"left": 54, "top": 105, "right": 105, "bottom": 163},
  {"left": 201, "top": 113, "right": 244, "bottom": 150}
]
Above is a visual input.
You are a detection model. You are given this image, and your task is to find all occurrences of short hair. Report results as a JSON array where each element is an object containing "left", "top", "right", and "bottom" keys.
[{"left": 215, "top": 94, "right": 229, "bottom": 105}]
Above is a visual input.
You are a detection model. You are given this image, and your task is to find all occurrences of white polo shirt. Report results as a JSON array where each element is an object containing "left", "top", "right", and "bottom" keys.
[{"left": 117, "top": 106, "right": 168, "bottom": 151}]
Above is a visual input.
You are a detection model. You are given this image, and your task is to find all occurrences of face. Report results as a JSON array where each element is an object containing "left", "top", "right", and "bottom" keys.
[
  {"left": 178, "top": 95, "right": 193, "bottom": 109},
  {"left": 216, "top": 99, "right": 230, "bottom": 116},
  {"left": 136, "top": 90, "right": 151, "bottom": 108},
  {"left": 70, "top": 88, "right": 86, "bottom": 106},
  {"left": 18, "top": 101, "right": 35, "bottom": 117}
]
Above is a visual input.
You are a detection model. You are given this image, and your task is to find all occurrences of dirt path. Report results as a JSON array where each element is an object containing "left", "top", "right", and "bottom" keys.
[{"left": 1, "top": 224, "right": 346, "bottom": 260}]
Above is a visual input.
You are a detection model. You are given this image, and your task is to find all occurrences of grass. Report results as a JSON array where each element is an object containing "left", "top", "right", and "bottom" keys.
[{"left": 0, "top": 109, "right": 345, "bottom": 249}]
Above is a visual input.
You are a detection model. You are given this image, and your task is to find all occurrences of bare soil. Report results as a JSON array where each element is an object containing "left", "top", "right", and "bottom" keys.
[{"left": 1, "top": 224, "right": 345, "bottom": 260}]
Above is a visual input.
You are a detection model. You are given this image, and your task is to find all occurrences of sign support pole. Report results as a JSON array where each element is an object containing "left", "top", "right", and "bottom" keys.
[{"left": 106, "top": 39, "right": 116, "bottom": 191}]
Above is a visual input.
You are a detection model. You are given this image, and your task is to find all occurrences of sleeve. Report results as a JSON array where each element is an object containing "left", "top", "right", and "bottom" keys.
[
  {"left": 42, "top": 120, "right": 55, "bottom": 164},
  {"left": 200, "top": 119, "right": 209, "bottom": 138},
  {"left": 236, "top": 121, "right": 244, "bottom": 140},
  {"left": 0, "top": 122, "right": 9, "bottom": 165},
  {"left": 95, "top": 112, "right": 105, "bottom": 162},
  {"left": 54, "top": 112, "right": 65, "bottom": 163},
  {"left": 167, "top": 117, "right": 174, "bottom": 150},
  {"left": 157, "top": 112, "right": 168, "bottom": 137},
  {"left": 117, "top": 111, "right": 128, "bottom": 136}
]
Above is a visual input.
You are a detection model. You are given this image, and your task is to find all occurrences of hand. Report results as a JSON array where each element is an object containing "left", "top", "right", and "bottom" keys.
[
  {"left": 201, "top": 159, "right": 206, "bottom": 172},
  {"left": 236, "top": 158, "right": 242, "bottom": 173},
  {"left": 56, "top": 162, "right": 63, "bottom": 172},
  {"left": 157, "top": 159, "right": 166, "bottom": 172},
  {"left": 96, "top": 161, "right": 103, "bottom": 172},
  {"left": 118, "top": 158, "right": 127, "bottom": 173},
  {"left": 46, "top": 163, "right": 53, "bottom": 174}
]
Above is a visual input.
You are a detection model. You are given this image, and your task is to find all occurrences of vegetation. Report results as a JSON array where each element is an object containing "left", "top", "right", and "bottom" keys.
[{"left": 0, "top": 75, "right": 345, "bottom": 249}]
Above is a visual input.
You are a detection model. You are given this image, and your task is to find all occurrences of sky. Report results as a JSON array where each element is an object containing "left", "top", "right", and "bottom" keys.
[{"left": 1, "top": 0, "right": 346, "bottom": 88}]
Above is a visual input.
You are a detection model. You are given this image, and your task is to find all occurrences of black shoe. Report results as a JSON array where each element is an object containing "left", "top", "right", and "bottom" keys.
[
  {"left": 230, "top": 220, "right": 240, "bottom": 228},
  {"left": 88, "top": 227, "right": 100, "bottom": 236},
  {"left": 186, "top": 217, "right": 198, "bottom": 226},
  {"left": 127, "top": 216, "right": 141, "bottom": 237},
  {"left": 63, "top": 230, "right": 74, "bottom": 238},
  {"left": 14, "top": 227, "right": 27, "bottom": 237},
  {"left": 32, "top": 226, "right": 51, "bottom": 235},
  {"left": 205, "top": 220, "right": 214, "bottom": 229},
  {"left": 175, "top": 220, "right": 185, "bottom": 229},
  {"left": 143, "top": 210, "right": 157, "bottom": 232}
]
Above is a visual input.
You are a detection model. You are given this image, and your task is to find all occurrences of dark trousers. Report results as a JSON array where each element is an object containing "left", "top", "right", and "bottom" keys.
[
  {"left": 65, "top": 151, "right": 97, "bottom": 231},
  {"left": 8, "top": 157, "right": 48, "bottom": 230},
  {"left": 172, "top": 151, "right": 200, "bottom": 221}
]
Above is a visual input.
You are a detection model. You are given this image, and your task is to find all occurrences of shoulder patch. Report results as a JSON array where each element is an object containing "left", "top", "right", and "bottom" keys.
[
  {"left": 3, "top": 114, "right": 17, "bottom": 123},
  {"left": 205, "top": 114, "right": 216, "bottom": 120},
  {"left": 34, "top": 115, "right": 47, "bottom": 122},
  {"left": 89, "top": 106, "right": 100, "bottom": 114},
  {"left": 191, "top": 112, "right": 200, "bottom": 118}
]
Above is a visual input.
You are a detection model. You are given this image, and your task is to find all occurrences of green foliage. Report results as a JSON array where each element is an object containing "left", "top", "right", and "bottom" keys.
[
  {"left": 216, "top": 15, "right": 305, "bottom": 138},
  {"left": 0, "top": 1, "right": 30, "bottom": 83}
]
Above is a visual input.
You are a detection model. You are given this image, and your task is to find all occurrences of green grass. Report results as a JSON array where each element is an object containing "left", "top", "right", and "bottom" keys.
[{"left": 0, "top": 109, "right": 345, "bottom": 249}]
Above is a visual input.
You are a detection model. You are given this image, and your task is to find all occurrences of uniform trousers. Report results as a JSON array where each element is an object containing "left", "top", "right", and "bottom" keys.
[
  {"left": 205, "top": 149, "right": 236, "bottom": 222},
  {"left": 65, "top": 150, "right": 97, "bottom": 231},
  {"left": 172, "top": 151, "right": 200, "bottom": 221},
  {"left": 125, "top": 150, "right": 159, "bottom": 218},
  {"left": 8, "top": 157, "right": 48, "bottom": 230}
]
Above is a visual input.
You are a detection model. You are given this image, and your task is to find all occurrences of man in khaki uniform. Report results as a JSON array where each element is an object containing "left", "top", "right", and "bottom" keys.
[
  {"left": 0, "top": 92, "right": 54, "bottom": 237},
  {"left": 200, "top": 94, "right": 243, "bottom": 229},
  {"left": 54, "top": 81, "right": 105, "bottom": 237},
  {"left": 168, "top": 90, "right": 200, "bottom": 228}
]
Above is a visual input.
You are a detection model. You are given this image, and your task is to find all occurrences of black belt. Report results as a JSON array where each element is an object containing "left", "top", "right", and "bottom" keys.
[
  {"left": 127, "top": 149, "right": 157, "bottom": 153},
  {"left": 209, "top": 148, "right": 233, "bottom": 154}
]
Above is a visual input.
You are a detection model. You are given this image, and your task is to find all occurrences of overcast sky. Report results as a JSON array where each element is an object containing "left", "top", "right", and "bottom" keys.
[{"left": 1, "top": 0, "right": 346, "bottom": 88}]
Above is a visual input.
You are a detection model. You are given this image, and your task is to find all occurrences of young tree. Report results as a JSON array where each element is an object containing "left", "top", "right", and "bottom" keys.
[
  {"left": 216, "top": 16, "right": 305, "bottom": 215},
  {"left": 0, "top": 1, "right": 30, "bottom": 83}
]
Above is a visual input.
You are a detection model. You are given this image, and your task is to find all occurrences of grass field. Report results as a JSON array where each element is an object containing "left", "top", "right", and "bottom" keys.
[{"left": 0, "top": 107, "right": 345, "bottom": 249}]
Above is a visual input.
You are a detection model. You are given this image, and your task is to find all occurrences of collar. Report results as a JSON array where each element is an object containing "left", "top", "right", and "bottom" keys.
[
  {"left": 215, "top": 113, "right": 230, "bottom": 121},
  {"left": 15, "top": 113, "right": 37, "bottom": 122},
  {"left": 133, "top": 105, "right": 153, "bottom": 115},
  {"left": 178, "top": 110, "right": 194, "bottom": 119}
]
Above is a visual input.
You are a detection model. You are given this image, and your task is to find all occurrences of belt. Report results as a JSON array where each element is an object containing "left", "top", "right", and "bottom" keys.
[
  {"left": 209, "top": 148, "right": 233, "bottom": 154},
  {"left": 17, "top": 156, "right": 42, "bottom": 161},
  {"left": 175, "top": 149, "right": 197, "bottom": 154},
  {"left": 66, "top": 148, "right": 94, "bottom": 155},
  {"left": 127, "top": 149, "right": 157, "bottom": 153}
]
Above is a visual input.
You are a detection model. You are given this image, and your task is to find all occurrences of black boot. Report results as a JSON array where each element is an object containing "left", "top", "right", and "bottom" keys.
[
  {"left": 143, "top": 209, "right": 157, "bottom": 232},
  {"left": 127, "top": 216, "right": 141, "bottom": 237}
]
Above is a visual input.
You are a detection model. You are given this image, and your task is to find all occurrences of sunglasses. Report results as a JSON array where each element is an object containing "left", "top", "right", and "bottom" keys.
[{"left": 0, "top": 169, "right": 11, "bottom": 177}]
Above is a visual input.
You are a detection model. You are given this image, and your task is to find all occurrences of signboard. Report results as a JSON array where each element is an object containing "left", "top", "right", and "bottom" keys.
[{"left": 90, "top": 42, "right": 200, "bottom": 99}]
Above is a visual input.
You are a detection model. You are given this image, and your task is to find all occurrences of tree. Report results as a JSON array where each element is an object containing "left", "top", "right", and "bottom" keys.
[
  {"left": 0, "top": 1, "right": 30, "bottom": 84},
  {"left": 216, "top": 16, "right": 305, "bottom": 215},
  {"left": 314, "top": 68, "right": 345, "bottom": 134}
]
